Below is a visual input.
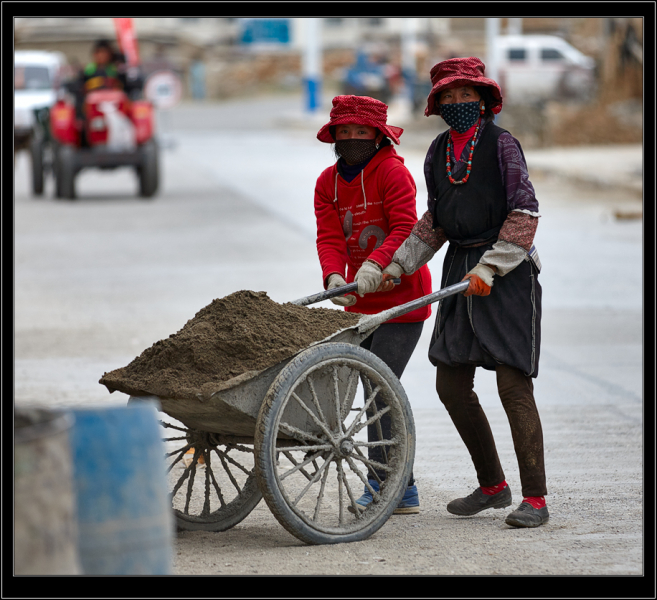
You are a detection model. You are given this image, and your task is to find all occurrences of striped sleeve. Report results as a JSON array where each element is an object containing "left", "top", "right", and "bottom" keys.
[{"left": 498, "top": 132, "right": 540, "bottom": 216}]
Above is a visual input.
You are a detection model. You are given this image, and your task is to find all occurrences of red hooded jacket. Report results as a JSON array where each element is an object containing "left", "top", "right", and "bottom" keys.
[{"left": 314, "top": 145, "right": 432, "bottom": 322}]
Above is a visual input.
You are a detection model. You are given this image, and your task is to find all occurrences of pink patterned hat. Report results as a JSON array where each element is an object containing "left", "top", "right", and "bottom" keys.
[
  {"left": 424, "top": 57, "right": 503, "bottom": 117},
  {"left": 317, "top": 95, "right": 403, "bottom": 144}
]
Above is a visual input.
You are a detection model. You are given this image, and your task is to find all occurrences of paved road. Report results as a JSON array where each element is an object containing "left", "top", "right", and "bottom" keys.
[{"left": 13, "top": 94, "right": 643, "bottom": 577}]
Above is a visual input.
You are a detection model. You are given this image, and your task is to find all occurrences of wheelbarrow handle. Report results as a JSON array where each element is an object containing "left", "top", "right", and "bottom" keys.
[
  {"left": 357, "top": 279, "right": 471, "bottom": 334},
  {"left": 290, "top": 279, "right": 402, "bottom": 306}
]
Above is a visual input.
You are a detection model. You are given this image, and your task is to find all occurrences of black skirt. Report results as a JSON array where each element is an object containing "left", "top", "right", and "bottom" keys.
[{"left": 429, "top": 242, "right": 542, "bottom": 378}]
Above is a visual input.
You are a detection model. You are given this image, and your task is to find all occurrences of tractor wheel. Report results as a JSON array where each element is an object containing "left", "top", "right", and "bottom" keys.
[
  {"left": 55, "top": 145, "right": 77, "bottom": 200},
  {"left": 29, "top": 135, "right": 45, "bottom": 196},
  {"left": 138, "top": 140, "right": 159, "bottom": 198}
]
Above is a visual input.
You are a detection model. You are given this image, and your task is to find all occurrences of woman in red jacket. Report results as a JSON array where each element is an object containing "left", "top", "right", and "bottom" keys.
[{"left": 314, "top": 95, "right": 432, "bottom": 514}]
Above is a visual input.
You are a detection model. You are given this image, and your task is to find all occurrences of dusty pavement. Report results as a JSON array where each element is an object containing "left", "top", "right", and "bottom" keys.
[{"left": 13, "top": 93, "right": 645, "bottom": 580}]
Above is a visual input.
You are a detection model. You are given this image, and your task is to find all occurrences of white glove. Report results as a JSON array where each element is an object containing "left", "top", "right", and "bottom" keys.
[
  {"left": 327, "top": 273, "right": 357, "bottom": 307},
  {"left": 382, "top": 261, "right": 404, "bottom": 279},
  {"left": 354, "top": 261, "right": 383, "bottom": 297}
]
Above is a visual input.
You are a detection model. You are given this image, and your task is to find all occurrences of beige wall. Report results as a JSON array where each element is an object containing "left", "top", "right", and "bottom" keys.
[{"left": 16, "top": 18, "right": 632, "bottom": 102}]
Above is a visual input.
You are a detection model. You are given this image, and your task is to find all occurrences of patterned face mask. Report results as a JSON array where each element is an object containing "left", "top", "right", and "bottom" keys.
[
  {"left": 335, "top": 139, "right": 379, "bottom": 165},
  {"left": 439, "top": 100, "right": 481, "bottom": 133}
]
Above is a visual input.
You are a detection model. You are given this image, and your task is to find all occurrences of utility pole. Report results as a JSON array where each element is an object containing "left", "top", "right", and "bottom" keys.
[
  {"left": 401, "top": 18, "right": 418, "bottom": 102},
  {"left": 303, "top": 18, "right": 322, "bottom": 114},
  {"left": 507, "top": 18, "right": 523, "bottom": 35},
  {"left": 485, "top": 18, "right": 500, "bottom": 83}
]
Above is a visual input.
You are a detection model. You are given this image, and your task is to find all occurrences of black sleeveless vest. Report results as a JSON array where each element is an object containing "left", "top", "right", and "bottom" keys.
[{"left": 431, "top": 123, "right": 508, "bottom": 247}]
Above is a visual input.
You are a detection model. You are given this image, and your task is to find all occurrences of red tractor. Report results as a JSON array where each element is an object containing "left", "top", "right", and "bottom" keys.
[
  {"left": 49, "top": 23, "right": 159, "bottom": 200},
  {"left": 49, "top": 87, "right": 159, "bottom": 200}
]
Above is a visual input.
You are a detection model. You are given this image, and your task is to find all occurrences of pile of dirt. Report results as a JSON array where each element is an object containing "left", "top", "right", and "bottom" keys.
[
  {"left": 99, "top": 291, "right": 362, "bottom": 401},
  {"left": 546, "top": 100, "right": 643, "bottom": 146}
]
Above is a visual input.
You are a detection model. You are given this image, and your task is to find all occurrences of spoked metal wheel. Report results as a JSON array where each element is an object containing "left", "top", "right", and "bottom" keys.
[
  {"left": 255, "top": 342, "right": 415, "bottom": 545},
  {"left": 161, "top": 418, "right": 262, "bottom": 531}
]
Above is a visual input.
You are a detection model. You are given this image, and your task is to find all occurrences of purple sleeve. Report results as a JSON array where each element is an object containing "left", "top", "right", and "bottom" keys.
[{"left": 497, "top": 133, "right": 540, "bottom": 215}]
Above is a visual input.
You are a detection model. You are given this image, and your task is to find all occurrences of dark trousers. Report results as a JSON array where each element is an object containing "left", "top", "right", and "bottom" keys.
[
  {"left": 360, "top": 321, "right": 424, "bottom": 487},
  {"left": 435, "top": 361, "right": 547, "bottom": 498}
]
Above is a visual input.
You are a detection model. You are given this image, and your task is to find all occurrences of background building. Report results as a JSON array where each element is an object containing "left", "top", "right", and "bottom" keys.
[
  {"left": 14, "top": 17, "right": 642, "bottom": 146},
  {"left": 14, "top": 17, "right": 641, "bottom": 97}
]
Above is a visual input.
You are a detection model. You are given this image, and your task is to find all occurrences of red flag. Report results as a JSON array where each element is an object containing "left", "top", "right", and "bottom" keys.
[{"left": 113, "top": 18, "right": 139, "bottom": 67}]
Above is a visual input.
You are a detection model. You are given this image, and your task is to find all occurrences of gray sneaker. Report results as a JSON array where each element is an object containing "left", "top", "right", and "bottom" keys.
[
  {"left": 505, "top": 502, "right": 549, "bottom": 527},
  {"left": 446, "top": 486, "right": 512, "bottom": 516}
]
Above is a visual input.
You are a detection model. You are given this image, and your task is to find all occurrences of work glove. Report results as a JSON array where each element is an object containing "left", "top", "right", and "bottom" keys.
[
  {"left": 462, "top": 264, "right": 495, "bottom": 297},
  {"left": 354, "top": 260, "right": 383, "bottom": 297},
  {"left": 327, "top": 273, "right": 357, "bottom": 307},
  {"left": 379, "top": 262, "right": 404, "bottom": 292}
]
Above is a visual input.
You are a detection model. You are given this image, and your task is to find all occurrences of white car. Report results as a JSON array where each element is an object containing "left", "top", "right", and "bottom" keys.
[
  {"left": 494, "top": 35, "right": 596, "bottom": 104},
  {"left": 15, "top": 50, "right": 67, "bottom": 194}
]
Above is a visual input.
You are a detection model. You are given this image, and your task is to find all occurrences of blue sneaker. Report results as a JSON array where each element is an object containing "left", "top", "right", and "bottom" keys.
[
  {"left": 348, "top": 480, "right": 420, "bottom": 515},
  {"left": 395, "top": 484, "right": 420, "bottom": 514}
]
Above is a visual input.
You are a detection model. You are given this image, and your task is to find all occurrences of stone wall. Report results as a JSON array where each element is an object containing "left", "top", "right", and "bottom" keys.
[{"left": 196, "top": 48, "right": 359, "bottom": 100}]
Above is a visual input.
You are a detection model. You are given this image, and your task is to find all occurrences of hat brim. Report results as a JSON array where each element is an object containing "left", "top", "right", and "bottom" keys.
[
  {"left": 317, "top": 117, "right": 403, "bottom": 144},
  {"left": 424, "top": 77, "right": 503, "bottom": 117}
]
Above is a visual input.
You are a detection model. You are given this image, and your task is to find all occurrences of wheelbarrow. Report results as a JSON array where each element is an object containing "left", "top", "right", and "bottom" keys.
[{"left": 129, "top": 280, "right": 469, "bottom": 545}]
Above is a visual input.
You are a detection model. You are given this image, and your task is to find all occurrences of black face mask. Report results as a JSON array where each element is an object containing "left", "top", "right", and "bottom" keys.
[
  {"left": 335, "top": 139, "right": 379, "bottom": 165},
  {"left": 439, "top": 101, "right": 481, "bottom": 133}
]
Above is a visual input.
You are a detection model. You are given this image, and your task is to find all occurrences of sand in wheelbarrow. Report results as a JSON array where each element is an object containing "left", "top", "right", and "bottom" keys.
[{"left": 99, "top": 290, "right": 363, "bottom": 401}]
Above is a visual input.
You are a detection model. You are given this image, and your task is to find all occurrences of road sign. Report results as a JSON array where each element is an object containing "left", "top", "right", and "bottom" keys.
[
  {"left": 144, "top": 70, "right": 182, "bottom": 110},
  {"left": 239, "top": 18, "right": 291, "bottom": 45}
]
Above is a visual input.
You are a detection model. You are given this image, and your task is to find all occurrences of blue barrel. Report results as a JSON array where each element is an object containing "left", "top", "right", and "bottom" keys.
[{"left": 68, "top": 403, "right": 174, "bottom": 575}]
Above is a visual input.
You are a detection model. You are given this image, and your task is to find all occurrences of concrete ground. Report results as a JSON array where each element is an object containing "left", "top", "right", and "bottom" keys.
[{"left": 13, "top": 93, "right": 645, "bottom": 579}]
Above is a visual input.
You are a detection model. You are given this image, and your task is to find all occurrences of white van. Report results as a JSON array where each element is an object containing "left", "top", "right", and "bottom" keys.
[
  {"left": 14, "top": 50, "right": 67, "bottom": 194},
  {"left": 14, "top": 50, "right": 67, "bottom": 149},
  {"left": 494, "top": 35, "right": 596, "bottom": 103}
]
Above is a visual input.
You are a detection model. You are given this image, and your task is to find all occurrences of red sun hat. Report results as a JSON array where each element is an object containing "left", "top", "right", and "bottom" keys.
[
  {"left": 424, "top": 56, "right": 503, "bottom": 117},
  {"left": 317, "top": 95, "right": 404, "bottom": 144}
]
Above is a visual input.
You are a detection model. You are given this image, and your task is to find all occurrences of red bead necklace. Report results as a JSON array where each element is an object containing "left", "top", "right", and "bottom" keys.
[{"left": 446, "top": 118, "right": 482, "bottom": 185}]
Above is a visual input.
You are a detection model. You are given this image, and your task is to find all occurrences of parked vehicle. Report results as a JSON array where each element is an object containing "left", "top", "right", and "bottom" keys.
[
  {"left": 494, "top": 35, "right": 596, "bottom": 103},
  {"left": 14, "top": 50, "right": 67, "bottom": 195},
  {"left": 411, "top": 35, "right": 595, "bottom": 114}
]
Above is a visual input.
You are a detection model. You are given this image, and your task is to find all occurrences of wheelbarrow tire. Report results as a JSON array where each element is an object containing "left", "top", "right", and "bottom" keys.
[
  {"left": 254, "top": 342, "right": 415, "bottom": 545},
  {"left": 173, "top": 473, "right": 261, "bottom": 533},
  {"left": 159, "top": 419, "right": 262, "bottom": 532}
]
